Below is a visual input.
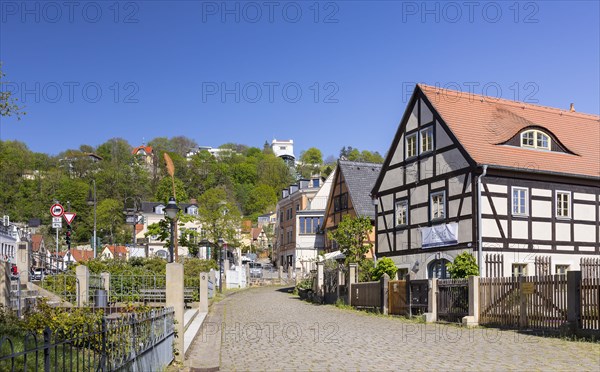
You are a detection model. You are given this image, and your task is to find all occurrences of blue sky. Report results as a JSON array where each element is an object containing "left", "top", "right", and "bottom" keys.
[{"left": 1, "top": 1, "right": 598, "bottom": 159}]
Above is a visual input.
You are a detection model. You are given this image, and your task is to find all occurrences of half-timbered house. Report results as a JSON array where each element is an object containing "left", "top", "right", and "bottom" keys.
[{"left": 372, "top": 84, "right": 599, "bottom": 279}]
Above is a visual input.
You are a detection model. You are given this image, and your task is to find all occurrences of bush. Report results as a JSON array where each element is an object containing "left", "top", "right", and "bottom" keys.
[
  {"left": 358, "top": 259, "right": 375, "bottom": 282},
  {"left": 446, "top": 252, "right": 479, "bottom": 278},
  {"left": 371, "top": 257, "right": 397, "bottom": 281}
]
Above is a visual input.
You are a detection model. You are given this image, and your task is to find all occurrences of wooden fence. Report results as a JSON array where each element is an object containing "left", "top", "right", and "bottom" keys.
[
  {"left": 350, "top": 281, "right": 380, "bottom": 308},
  {"left": 437, "top": 278, "right": 469, "bottom": 323},
  {"left": 581, "top": 276, "right": 600, "bottom": 330},
  {"left": 388, "top": 280, "right": 408, "bottom": 315},
  {"left": 581, "top": 257, "right": 600, "bottom": 279},
  {"left": 479, "top": 275, "right": 568, "bottom": 330}
]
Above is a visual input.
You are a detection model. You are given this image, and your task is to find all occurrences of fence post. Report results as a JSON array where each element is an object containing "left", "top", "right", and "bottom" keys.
[
  {"left": 199, "top": 272, "right": 208, "bottom": 313},
  {"left": 0, "top": 262, "right": 9, "bottom": 308},
  {"left": 166, "top": 262, "right": 185, "bottom": 363},
  {"left": 245, "top": 263, "right": 250, "bottom": 285},
  {"left": 336, "top": 268, "right": 343, "bottom": 302},
  {"left": 43, "top": 326, "right": 51, "bottom": 372},
  {"left": 101, "top": 272, "right": 110, "bottom": 304},
  {"left": 348, "top": 263, "right": 357, "bottom": 306},
  {"left": 519, "top": 276, "right": 527, "bottom": 328},
  {"left": 76, "top": 265, "right": 89, "bottom": 307},
  {"left": 316, "top": 261, "right": 324, "bottom": 298},
  {"left": 567, "top": 270, "right": 582, "bottom": 334},
  {"left": 278, "top": 265, "right": 283, "bottom": 282},
  {"left": 462, "top": 276, "right": 479, "bottom": 327},
  {"left": 425, "top": 278, "right": 437, "bottom": 323},
  {"left": 381, "top": 273, "right": 390, "bottom": 315}
]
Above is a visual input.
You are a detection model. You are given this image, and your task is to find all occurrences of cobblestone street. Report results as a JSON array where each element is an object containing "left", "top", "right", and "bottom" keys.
[{"left": 185, "top": 286, "right": 600, "bottom": 371}]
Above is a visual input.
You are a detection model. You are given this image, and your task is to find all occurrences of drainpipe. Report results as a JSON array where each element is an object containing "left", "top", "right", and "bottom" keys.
[{"left": 477, "top": 165, "right": 488, "bottom": 276}]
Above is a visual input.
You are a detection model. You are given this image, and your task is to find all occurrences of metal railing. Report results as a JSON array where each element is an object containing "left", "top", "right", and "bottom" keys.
[{"left": 0, "top": 307, "right": 175, "bottom": 371}]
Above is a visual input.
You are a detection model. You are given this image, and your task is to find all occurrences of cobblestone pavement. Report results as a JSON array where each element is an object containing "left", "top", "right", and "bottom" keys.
[{"left": 184, "top": 286, "right": 600, "bottom": 371}]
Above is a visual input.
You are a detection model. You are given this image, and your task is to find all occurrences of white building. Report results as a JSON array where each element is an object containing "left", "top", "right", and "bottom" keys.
[
  {"left": 138, "top": 201, "right": 202, "bottom": 259},
  {"left": 271, "top": 139, "right": 295, "bottom": 165},
  {"left": 373, "top": 84, "right": 600, "bottom": 279}
]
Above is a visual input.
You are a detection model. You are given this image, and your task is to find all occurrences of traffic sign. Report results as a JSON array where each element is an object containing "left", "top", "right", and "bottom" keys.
[
  {"left": 50, "top": 203, "right": 64, "bottom": 217},
  {"left": 52, "top": 217, "right": 62, "bottom": 229},
  {"left": 63, "top": 212, "right": 76, "bottom": 225}
]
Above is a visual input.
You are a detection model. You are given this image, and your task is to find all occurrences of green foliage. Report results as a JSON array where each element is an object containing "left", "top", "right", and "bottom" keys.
[
  {"left": 340, "top": 146, "right": 384, "bottom": 163},
  {"left": 197, "top": 188, "right": 242, "bottom": 248},
  {"left": 295, "top": 277, "right": 313, "bottom": 290},
  {"left": 446, "top": 252, "right": 479, "bottom": 278},
  {"left": 0, "top": 64, "right": 25, "bottom": 119},
  {"left": 328, "top": 215, "right": 373, "bottom": 264},
  {"left": 359, "top": 259, "right": 375, "bottom": 282},
  {"left": 371, "top": 257, "right": 397, "bottom": 281},
  {"left": 155, "top": 177, "right": 189, "bottom": 204}
]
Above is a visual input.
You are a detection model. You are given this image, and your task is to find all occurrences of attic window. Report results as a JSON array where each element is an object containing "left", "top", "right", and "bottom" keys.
[{"left": 520, "top": 130, "right": 550, "bottom": 150}]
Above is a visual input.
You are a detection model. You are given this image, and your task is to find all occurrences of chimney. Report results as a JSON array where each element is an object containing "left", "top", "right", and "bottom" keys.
[{"left": 569, "top": 103, "right": 575, "bottom": 112}]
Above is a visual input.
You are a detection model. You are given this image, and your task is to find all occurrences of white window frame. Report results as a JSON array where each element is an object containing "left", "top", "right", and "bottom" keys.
[
  {"left": 555, "top": 264, "right": 569, "bottom": 276},
  {"left": 420, "top": 127, "right": 434, "bottom": 154},
  {"left": 520, "top": 129, "right": 551, "bottom": 150},
  {"left": 511, "top": 187, "right": 529, "bottom": 216},
  {"left": 512, "top": 263, "right": 528, "bottom": 277},
  {"left": 555, "top": 190, "right": 571, "bottom": 219},
  {"left": 395, "top": 200, "right": 408, "bottom": 227},
  {"left": 430, "top": 191, "right": 446, "bottom": 221},
  {"left": 405, "top": 133, "right": 417, "bottom": 159}
]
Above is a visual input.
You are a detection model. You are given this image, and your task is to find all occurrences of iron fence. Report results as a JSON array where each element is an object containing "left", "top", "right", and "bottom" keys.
[
  {"left": 39, "top": 273, "right": 79, "bottom": 306},
  {"left": 0, "top": 307, "right": 175, "bottom": 372}
]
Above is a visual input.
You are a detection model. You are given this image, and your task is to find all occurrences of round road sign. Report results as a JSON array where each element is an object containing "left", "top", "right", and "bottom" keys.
[{"left": 50, "top": 203, "right": 64, "bottom": 217}]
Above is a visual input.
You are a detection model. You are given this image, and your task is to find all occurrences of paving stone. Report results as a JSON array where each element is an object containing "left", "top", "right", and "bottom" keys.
[{"left": 183, "top": 286, "right": 600, "bottom": 371}]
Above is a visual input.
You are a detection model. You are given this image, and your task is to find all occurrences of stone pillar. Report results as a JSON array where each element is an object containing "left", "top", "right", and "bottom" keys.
[
  {"left": 209, "top": 270, "right": 216, "bottom": 299},
  {"left": 76, "top": 265, "right": 89, "bottom": 307},
  {"left": 245, "top": 263, "right": 250, "bottom": 285},
  {"left": 0, "top": 262, "right": 10, "bottom": 308},
  {"left": 381, "top": 273, "right": 390, "bottom": 315},
  {"left": 101, "top": 272, "right": 110, "bottom": 304},
  {"left": 425, "top": 278, "right": 437, "bottom": 323},
  {"left": 567, "top": 271, "right": 582, "bottom": 334},
  {"left": 316, "top": 262, "right": 324, "bottom": 297},
  {"left": 199, "top": 272, "right": 208, "bottom": 313},
  {"left": 278, "top": 266, "right": 283, "bottom": 281},
  {"left": 287, "top": 266, "right": 292, "bottom": 280},
  {"left": 348, "top": 263, "right": 357, "bottom": 307},
  {"left": 166, "top": 263, "right": 185, "bottom": 363},
  {"left": 16, "top": 242, "right": 29, "bottom": 283},
  {"left": 223, "top": 259, "right": 229, "bottom": 289},
  {"left": 468, "top": 276, "right": 480, "bottom": 322},
  {"left": 336, "top": 268, "right": 343, "bottom": 301}
]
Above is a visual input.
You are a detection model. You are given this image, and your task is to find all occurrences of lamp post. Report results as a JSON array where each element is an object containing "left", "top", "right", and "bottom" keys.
[
  {"left": 124, "top": 196, "right": 141, "bottom": 257},
  {"left": 87, "top": 180, "right": 97, "bottom": 258},
  {"left": 217, "top": 237, "right": 224, "bottom": 293},
  {"left": 164, "top": 197, "right": 180, "bottom": 263}
]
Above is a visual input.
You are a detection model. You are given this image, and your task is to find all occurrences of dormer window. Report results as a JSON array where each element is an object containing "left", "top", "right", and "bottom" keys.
[
  {"left": 520, "top": 130, "right": 550, "bottom": 150},
  {"left": 187, "top": 206, "right": 198, "bottom": 216},
  {"left": 154, "top": 205, "right": 164, "bottom": 214}
]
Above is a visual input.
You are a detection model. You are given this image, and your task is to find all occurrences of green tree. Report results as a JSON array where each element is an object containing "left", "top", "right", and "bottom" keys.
[
  {"left": 328, "top": 215, "right": 373, "bottom": 264},
  {"left": 446, "top": 252, "right": 479, "bottom": 278},
  {"left": 96, "top": 199, "right": 125, "bottom": 245},
  {"left": 0, "top": 64, "right": 25, "bottom": 119},
  {"left": 197, "top": 188, "right": 241, "bottom": 250},
  {"left": 300, "top": 147, "right": 323, "bottom": 165},
  {"left": 245, "top": 184, "right": 277, "bottom": 216},
  {"left": 155, "top": 177, "right": 188, "bottom": 204},
  {"left": 371, "top": 257, "right": 398, "bottom": 280}
]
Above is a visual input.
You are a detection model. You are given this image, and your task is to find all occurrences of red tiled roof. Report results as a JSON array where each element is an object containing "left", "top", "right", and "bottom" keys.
[
  {"left": 70, "top": 249, "right": 94, "bottom": 262},
  {"left": 418, "top": 84, "right": 600, "bottom": 179},
  {"left": 251, "top": 227, "right": 263, "bottom": 240},
  {"left": 132, "top": 146, "right": 153, "bottom": 155},
  {"left": 31, "top": 234, "right": 44, "bottom": 252},
  {"left": 105, "top": 245, "right": 128, "bottom": 256}
]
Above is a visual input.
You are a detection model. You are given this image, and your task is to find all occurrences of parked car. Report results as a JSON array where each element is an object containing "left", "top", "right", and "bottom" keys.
[
  {"left": 31, "top": 269, "right": 44, "bottom": 281},
  {"left": 249, "top": 262, "right": 263, "bottom": 278}
]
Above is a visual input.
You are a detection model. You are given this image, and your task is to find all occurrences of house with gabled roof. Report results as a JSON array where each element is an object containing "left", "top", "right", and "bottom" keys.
[
  {"left": 137, "top": 200, "right": 202, "bottom": 259},
  {"left": 372, "top": 84, "right": 599, "bottom": 280},
  {"left": 323, "top": 160, "right": 383, "bottom": 259},
  {"left": 101, "top": 245, "right": 129, "bottom": 260}
]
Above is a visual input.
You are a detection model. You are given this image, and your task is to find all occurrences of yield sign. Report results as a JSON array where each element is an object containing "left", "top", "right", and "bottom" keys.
[
  {"left": 50, "top": 203, "right": 64, "bottom": 217},
  {"left": 63, "top": 212, "right": 76, "bottom": 225}
]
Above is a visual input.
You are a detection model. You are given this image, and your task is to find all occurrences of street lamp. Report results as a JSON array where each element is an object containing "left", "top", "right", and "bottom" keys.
[
  {"left": 87, "top": 180, "right": 97, "bottom": 258},
  {"left": 124, "top": 196, "right": 142, "bottom": 257},
  {"left": 217, "top": 237, "right": 224, "bottom": 293},
  {"left": 164, "top": 197, "right": 180, "bottom": 263}
]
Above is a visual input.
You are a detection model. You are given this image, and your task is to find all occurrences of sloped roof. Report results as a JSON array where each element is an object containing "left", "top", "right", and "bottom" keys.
[
  {"left": 418, "top": 84, "right": 600, "bottom": 179},
  {"left": 339, "top": 160, "right": 382, "bottom": 219},
  {"left": 251, "top": 227, "right": 264, "bottom": 240},
  {"left": 70, "top": 248, "right": 94, "bottom": 262},
  {"left": 132, "top": 146, "right": 153, "bottom": 155},
  {"left": 104, "top": 245, "right": 128, "bottom": 257},
  {"left": 31, "top": 234, "right": 45, "bottom": 252}
]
